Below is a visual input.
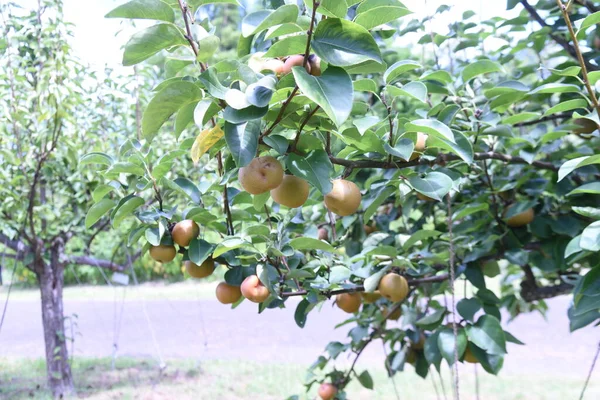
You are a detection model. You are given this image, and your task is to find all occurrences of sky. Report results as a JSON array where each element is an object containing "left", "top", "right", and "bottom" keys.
[{"left": 17, "top": 0, "right": 516, "bottom": 75}]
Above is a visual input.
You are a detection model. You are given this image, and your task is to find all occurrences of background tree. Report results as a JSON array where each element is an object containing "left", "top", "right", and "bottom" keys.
[
  {"left": 85, "top": 0, "right": 600, "bottom": 398},
  {"left": 0, "top": 0, "right": 148, "bottom": 396}
]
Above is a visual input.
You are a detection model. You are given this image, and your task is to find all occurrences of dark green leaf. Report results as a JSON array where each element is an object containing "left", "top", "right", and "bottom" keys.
[
  {"left": 286, "top": 150, "right": 334, "bottom": 194},
  {"left": 105, "top": 0, "right": 174, "bottom": 22},
  {"left": 224, "top": 120, "right": 261, "bottom": 167},
  {"left": 123, "top": 23, "right": 187, "bottom": 66}
]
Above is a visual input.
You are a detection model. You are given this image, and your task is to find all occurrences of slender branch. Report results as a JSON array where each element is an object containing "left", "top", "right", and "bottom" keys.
[
  {"left": 260, "top": 86, "right": 299, "bottom": 139},
  {"left": 291, "top": 106, "right": 320, "bottom": 151},
  {"left": 177, "top": 0, "right": 199, "bottom": 58},
  {"left": 515, "top": 113, "right": 570, "bottom": 127},
  {"left": 302, "top": 0, "right": 320, "bottom": 68},
  {"left": 328, "top": 151, "right": 558, "bottom": 172},
  {"left": 481, "top": 160, "right": 506, "bottom": 227},
  {"left": 217, "top": 152, "right": 235, "bottom": 235},
  {"left": 67, "top": 255, "right": 129, "bottom": 272},
  {"left": 280, "top": 273, "right": 450, "bottom": 298},
  {"left": 520, "top": 0, "right": 598, "bottom": 71},
  {"left": 556, "top": 0, "right": 600, "bottom": 116},
  {"left": 0, "top": 233, "right": 29, "bottom": 253},
  {"left": 85, "top": 219, "right": 111, "bottom": 255},
  {"left": 446, "top": 195, "right": 460, "bottom": 400}
]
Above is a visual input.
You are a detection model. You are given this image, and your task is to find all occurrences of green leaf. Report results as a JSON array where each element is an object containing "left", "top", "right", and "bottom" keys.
[
  {"left": 568, "top": 182, "right": 600, "bottom": 196},
  {"left": 409, "top": 172, "right": 453, "bottom": 201},
  {"left": 403, "top": 230, "right": 442, "bottom": 250},
  {"left": 420, "top": 69, "right": 453, "bottom": 83},
  {"left": 437, "top": 327, "right": 468, "bottom": 365},
  {"left": 354, "top": 0, "right": 411, "bottom": 30},
  {"left": 353, "top": 78, "right": 378, "bottom": 93},
  {"left": 263, "top": 35, "right": 307, "bottom": 58},
  {"left": 543, "top": 99, "right": 588, "bottom": 117},
  {"left": 565, "top": 235, "right": 583, "bottom": 258},
  {"left": 224, "top": 120, "right": 260, "bottom": 167},
  {"left": 111, "top": 195, "right": 145, "bottom": 228},
  {"left": 105, "top": 0, "right": 174, "bottom": 22},
  {"left": 576, "top": 11, "right": 600, "bottom": 38},
  {"left": 123, "top": 23, "right": 187, "bottom": 66},
  {"left": 357, "top": 370, "right": 374, "bottom": 390},
  {"left": 387, "top": 81, "right": 427, "bottom": 103},
  {"left": 572, "top": 206, "right": 600, "bottom": 219},
  {"left": 241, "top": 5, "right": 299, "bottom": 37},
  {"left": 462, "top": 60, "right": 503, "bottom": 82},
  {"left": 194, "top": 99, "right": 220, "bottom": 128},
  {"left": 304, "top": 0, "right": 348, "bottom": 18},
  {"left": 142, "top": 81, "right": 202, "bottom": 141},
  {"left": 245, "top": 76, "right": 276, "bottom": 108},
  {"left": 85, "top": 199, "right": 116, "bottom": 229},
  {"left": 223, "top": 105, "right": 269, "bottom": 124},
  {"left": 292, "top": 66, "right": 353, "bottom": 127},
  {"left": 384, "top": 60, "right": 422, "bottom": 84},
  {"left": 198, "top": 67, "right": 228, "bottom": 100},
  {"left": 197, "top": 35, "right": 220, "bottom": 62},
  {"left": 80, "top": 152, "right": 114, "bottom": 167},
  {"left": 145, "top": 225, "right": 165, "bottom": 246},
  {"left": 384, "top": 138, "right": 414, "bottom": 161},
  {"left": 294, "top": 298, "right": 313, "bottom": 328},
  {"left": 105, "top": 162, "right": 145, "bottom": 176},
  {"left": 426, "top": 130, "right": 473, "bottom": 164},
  {"left": 289, "top": 237, "right": 336, "bottom": 253},
  {"left": 286, "top": 150, "right": 334, "bottom": 194},
  {"left": 363, "top": 266, "right": 391, "bottom": 292},
  {"left": 466, "top": 315, "right": 507, "bottom": 355},
  {"left": 188, "top": 0, "right": 241, "bottom": 4},
  {"left": 312, "top": 18, "right": 383, "bottom": 67},
  {"left": 188, "top": 238, "right": 216, "bottom": 264},
  {"left": 548, "top": 65, "right": 581, "bottom": 76},
  {"left": 589, "top": 71, "right": 600, "bottom": 85},
  {"left": 529, "top": 83, "right": 581, "bottom": 95},
  {"left": 558, "top": 155, "right": 600, "bottom": 181},
  {"left": 363, "top": 185, "right": 395, "bottom": 221},
  {"left": 404, "top": 119, "right": 455, "bottom": 143},
  {"left": 416, "top": 308, "right": 446, "bottom": 329},
  {"left": 172, "top": 177, "right": 202, "bottom": 204},
  {"left": 580, "top": 221, "right": 600, "bottom": 251},
  {"left": 457, "top": 298, "right": 482, "bottom": 322},
  {"left": 92, "top": 185, "right": 117, "bottom": 203},
  {"left": 175, "top": 101, "right": 197, "bottom": 139}
]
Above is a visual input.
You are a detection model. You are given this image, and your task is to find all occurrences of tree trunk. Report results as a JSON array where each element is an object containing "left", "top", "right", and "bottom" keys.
[{"left": 37, "top": 238, "right": 74, "bottom": 398}]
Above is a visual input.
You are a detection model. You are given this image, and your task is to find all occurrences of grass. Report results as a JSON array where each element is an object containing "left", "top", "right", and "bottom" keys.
[{"left": 0, "top": 357, "right": 597, "bottom": 400}]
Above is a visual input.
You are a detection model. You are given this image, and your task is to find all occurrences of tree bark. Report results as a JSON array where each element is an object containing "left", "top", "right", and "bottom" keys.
[{"left": 37, "top": 238, "right": 74, "bottom": 398}]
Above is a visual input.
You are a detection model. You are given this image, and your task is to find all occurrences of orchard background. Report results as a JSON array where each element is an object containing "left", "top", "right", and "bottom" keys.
[{"left": 1, "top": 0, "right": 600, "bottom": 399}]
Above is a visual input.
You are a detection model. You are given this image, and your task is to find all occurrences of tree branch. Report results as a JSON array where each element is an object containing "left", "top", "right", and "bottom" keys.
[
  {"left": 520, "top": 0, "right": 598, "bottom": 71},
  {"left": 302, "top": 0, "right": 319, "bottom": 68},
  {"left": 259, "top": 86, "right": 299, "bottom": 140},
  {"left": 556, "top": 0, "right": 600, "bottom": 116},
  {"left": 328, "top": 151, "right": 558, "bottom": 172},
  {"left": 0, "top": 233, "right": 30, "bottom": 253},
  {"left": 68, "top": 252, "right": 141, "bottom": 272},
  {"left": 291, "top": 105, "right": 320, "bottom": 152}
]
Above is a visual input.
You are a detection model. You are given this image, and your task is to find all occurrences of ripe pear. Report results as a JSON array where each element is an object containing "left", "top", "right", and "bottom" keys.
[
  {"left": 262, "top": 58, "right": 285, "bottom": 75},
  {"left": 409, "top": 132, "right": 428, "bottom": 161},
  {"left": 270, "top": 175, "right": 310, "bottom": 208},
  {"left": 324, "top": 179, "right": 362, "bottom": 217},
  {"left": 149, "top": 245, "right": 177, "bottom": 263},
  {"left": 361, "top": 291, "right": 382, "bottom": 304},
  {"left": 215, "top": 282, "right": 242, "bottom": 304},
  {"left": 382, "top": 305, "right": 402, "bottom": 320},
  {"left": 463, "top": 346, "right": 479, "bottom": 363},
  {"left": 308, "top": 54, "right": 322, "bottom": 76},
  {"left": 378, "top": 273, "right": 409, "bottom": 302},
  {"left": 238, "top": 156, "right": 284, "bottom": 195},
  {"left": 172, "top": 220, "right": 199, "bottom": 247},
  {"left": 185, "top": 258, "right": 214, "bottom": 278},
  {"left": 573, "top": 118, "right": 598, "bottom": 138},
  {"left": 336, "top": 292, "right": 362, "bottom": 313},
  {"left": 281, "top": 55, "right": 310, "bottom": 75},
  {"left": 240, "top": 275, "right": 270, "bottom": 303},
  {"left": 317, "top": 383, "right": 337, "bottom": 400},
  {"left": 416, "top": 192, "right": 435, "bottom": 202},
  {"left": 504, "top": 206, "right": 534, "bottom": 227},
  {"left": 317, "top": 227, "right": 329, "bottom": 241}
]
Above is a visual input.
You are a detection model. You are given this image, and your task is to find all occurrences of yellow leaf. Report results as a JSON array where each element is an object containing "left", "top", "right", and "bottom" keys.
[{"left": 191, "top": 125, "right": 224, "bottom": 165}]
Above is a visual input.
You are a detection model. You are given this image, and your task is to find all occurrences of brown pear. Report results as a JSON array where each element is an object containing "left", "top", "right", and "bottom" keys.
[
  {"left": 270, "top": 175, "right": 310, "bottom": 208},
  {"left": 172, "top": 220, "right": 199, "bottom": 247},
  {"left": 149, "top": 245, "right": 177, "bottom": 263},
  {"left": 504, "top": 206, "right": 534, "bottom": 227},
  {"left": 185, "top": 258, "right": 214, "bottom": 278},
  {"left": 324, "top": 179, "right": 362, "bottom": 217},
  {"left": 240, "top": 275, "right": 270, "bottom": 303},
  {"left": 409, "top": 132, "right": 428, "bottom": 161},
  {"left": 215, "top": 282, "right": 242, "bottom": 304},
  {"left": 336, "top": 293, "right": 361, "bottom": 313},
  {"left": 238, "top": 156, "right": 284, "bottom": 195},
  {"left": 378, "top": 273, "right": 409, "bottom": 302}
]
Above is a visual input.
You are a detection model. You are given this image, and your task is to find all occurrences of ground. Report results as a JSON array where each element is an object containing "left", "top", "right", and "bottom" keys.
[{"left": 0, "top": 281, "right": 598, "bottom": 399}]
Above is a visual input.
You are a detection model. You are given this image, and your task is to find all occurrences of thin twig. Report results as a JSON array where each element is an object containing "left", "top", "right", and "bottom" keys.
[
  {"left": 291, "top": 106, "right": 320, "bottom": 152},
  {"left": 302, "top": 0, "right": 320, "bottom": 68},
  {"left": 446, "top": 194, "right": 460, "bottom": 400},
  {"left": 260, "top": 86, "right": 299, "bottom": 139},
  {"left": 556, "top": 0, "right": 600, "bottom": 116},
  {"left": 217, "top": 152, "right": 234, "bottom": 235},
  {"left": 579, "top": 340, "right": 600, "bottom": 400}
]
